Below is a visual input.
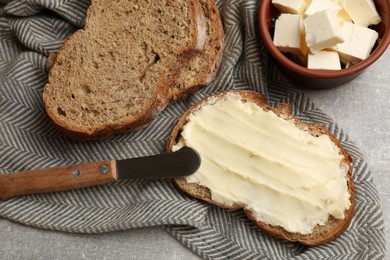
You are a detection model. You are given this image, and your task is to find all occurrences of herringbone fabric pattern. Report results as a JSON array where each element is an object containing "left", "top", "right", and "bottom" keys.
[{"left": 0, "top": 0, "right": 385, "bottom": 259}]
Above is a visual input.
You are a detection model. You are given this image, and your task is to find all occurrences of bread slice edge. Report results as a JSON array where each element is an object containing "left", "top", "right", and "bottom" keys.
[{"left": 170, "top": 0, "right": 224, "bottom": 101}]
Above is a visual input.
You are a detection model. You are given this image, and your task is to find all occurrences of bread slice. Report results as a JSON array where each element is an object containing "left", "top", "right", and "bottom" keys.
[
  {"left": 170, "top": 0, "right": 224, "bottom": 101},
  {"left": 167, "top": 90, "right": 354, "bottom": 246},
  {"left": 43, "top": 0, "right": 206, "bottom": 141}
]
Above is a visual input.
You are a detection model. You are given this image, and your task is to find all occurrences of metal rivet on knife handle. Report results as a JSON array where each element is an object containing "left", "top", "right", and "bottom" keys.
[
  {"left": 72, "top": 169, "right": 81, "bottom": 178},
  {"left": 99, "top": 164, "right": 109, "bottom": 174}
]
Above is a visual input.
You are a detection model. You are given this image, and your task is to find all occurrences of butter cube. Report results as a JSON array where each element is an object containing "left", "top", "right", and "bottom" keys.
[
  {"left": 334, "top": 22, "right": 378, "bottom": 64},
  {"left": 340, "top": 0, "right": 381, "bottom": 27},
  {"left": 304, "top": 0, "right": 341, "bottom": 16},
  {"left": 338, "top": 8, "right": 353, "bottom": 24},
  {"left": 308, "top": 51, "right": 341, "bottom": 70},
  {"left": 273, "top": 14, "right": 308, "bottom": 57},
  {"left": 303, "top": 10, "right": 344, "bottom": 51},
  {"left": 272, "top": 0, "right": 309, "bottom": 14}
]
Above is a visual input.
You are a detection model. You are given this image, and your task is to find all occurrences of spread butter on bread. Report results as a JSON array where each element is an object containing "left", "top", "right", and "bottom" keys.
[
  {"left": 43, "top": 0, "right": 207, "bottom": 141},
  {"left": 167, "top": 90, "right": 354, "bottom": 246}
]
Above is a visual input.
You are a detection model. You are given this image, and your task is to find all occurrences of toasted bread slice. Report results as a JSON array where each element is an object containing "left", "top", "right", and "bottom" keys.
[
  {"left": 43, "top": 0, "right": 206, "bottom": 141},
  {"left": 170, "top": 0, "right": 224, "bottom": 101},
  {"left": 167, "top": 90, "right": 354, "bottom": 246}
]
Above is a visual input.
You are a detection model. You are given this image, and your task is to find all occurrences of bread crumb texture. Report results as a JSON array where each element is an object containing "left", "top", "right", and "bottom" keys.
[{"left": 44, "top": 0, "right": 198, "bottom": 134}]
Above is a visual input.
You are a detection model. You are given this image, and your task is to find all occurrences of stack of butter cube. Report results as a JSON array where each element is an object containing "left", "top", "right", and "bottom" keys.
[{"left": 272, "top": 0, "right": 381, "bottom": 70}]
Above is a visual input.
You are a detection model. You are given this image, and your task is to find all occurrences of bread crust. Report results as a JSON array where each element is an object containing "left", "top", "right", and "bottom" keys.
[
  {"left": 43, "top": 0, "right": 207, "bottom": 141},
  {"left": 167, "top": 90, "right": 354, "bottom": 246},
  {"left": 170, "top": 0, "right": 224, "bottom": 101}
]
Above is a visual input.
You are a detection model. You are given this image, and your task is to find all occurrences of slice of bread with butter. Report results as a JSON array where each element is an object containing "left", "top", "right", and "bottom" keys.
[{"left": 167, "top": 90, "right": 354, "bottom": 245}]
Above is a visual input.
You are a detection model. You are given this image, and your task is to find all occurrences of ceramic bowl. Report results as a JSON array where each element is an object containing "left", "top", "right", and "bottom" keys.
[{"left": 258, "top": 0, "right": 390, "bottom": 88}]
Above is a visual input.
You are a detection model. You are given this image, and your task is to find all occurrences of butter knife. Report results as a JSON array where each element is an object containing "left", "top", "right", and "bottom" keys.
[{"left": 0, "top": 147, "right": 200, "bottom": 200}]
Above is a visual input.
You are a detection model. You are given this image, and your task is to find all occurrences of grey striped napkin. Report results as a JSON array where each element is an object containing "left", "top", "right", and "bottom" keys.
[{"left": 0, "top": 0, "right": 385, "bottom": 259}]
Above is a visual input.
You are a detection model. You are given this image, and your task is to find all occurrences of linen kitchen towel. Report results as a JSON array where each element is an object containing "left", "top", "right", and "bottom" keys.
[{"left": 0, "top": 0, "right": 385, "bottom": 259}]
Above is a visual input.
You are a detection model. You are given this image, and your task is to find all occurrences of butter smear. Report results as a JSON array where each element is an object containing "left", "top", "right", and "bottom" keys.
[{"left": 173, "top": 94, "right": 351, "bottom": 235}]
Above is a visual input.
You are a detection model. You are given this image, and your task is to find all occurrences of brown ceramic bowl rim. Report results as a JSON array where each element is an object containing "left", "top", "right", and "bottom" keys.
[{"left": 258, "top": 0, "right": 390, "bottom": 79}]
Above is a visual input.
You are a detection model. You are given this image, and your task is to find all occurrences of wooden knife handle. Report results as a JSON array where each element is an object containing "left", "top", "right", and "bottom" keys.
[{"left": 0, "top": 160, "right": 118, "bottom": 200}]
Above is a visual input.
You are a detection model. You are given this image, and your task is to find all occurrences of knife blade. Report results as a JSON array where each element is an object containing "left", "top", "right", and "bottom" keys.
[{"left": 0, "top": 147, "right": 200, "bottom": 200}]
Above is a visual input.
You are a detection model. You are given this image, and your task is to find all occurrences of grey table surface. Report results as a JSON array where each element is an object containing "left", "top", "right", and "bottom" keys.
[{"left": 0, "top": 50, "right": 389, "bottom": 259}]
